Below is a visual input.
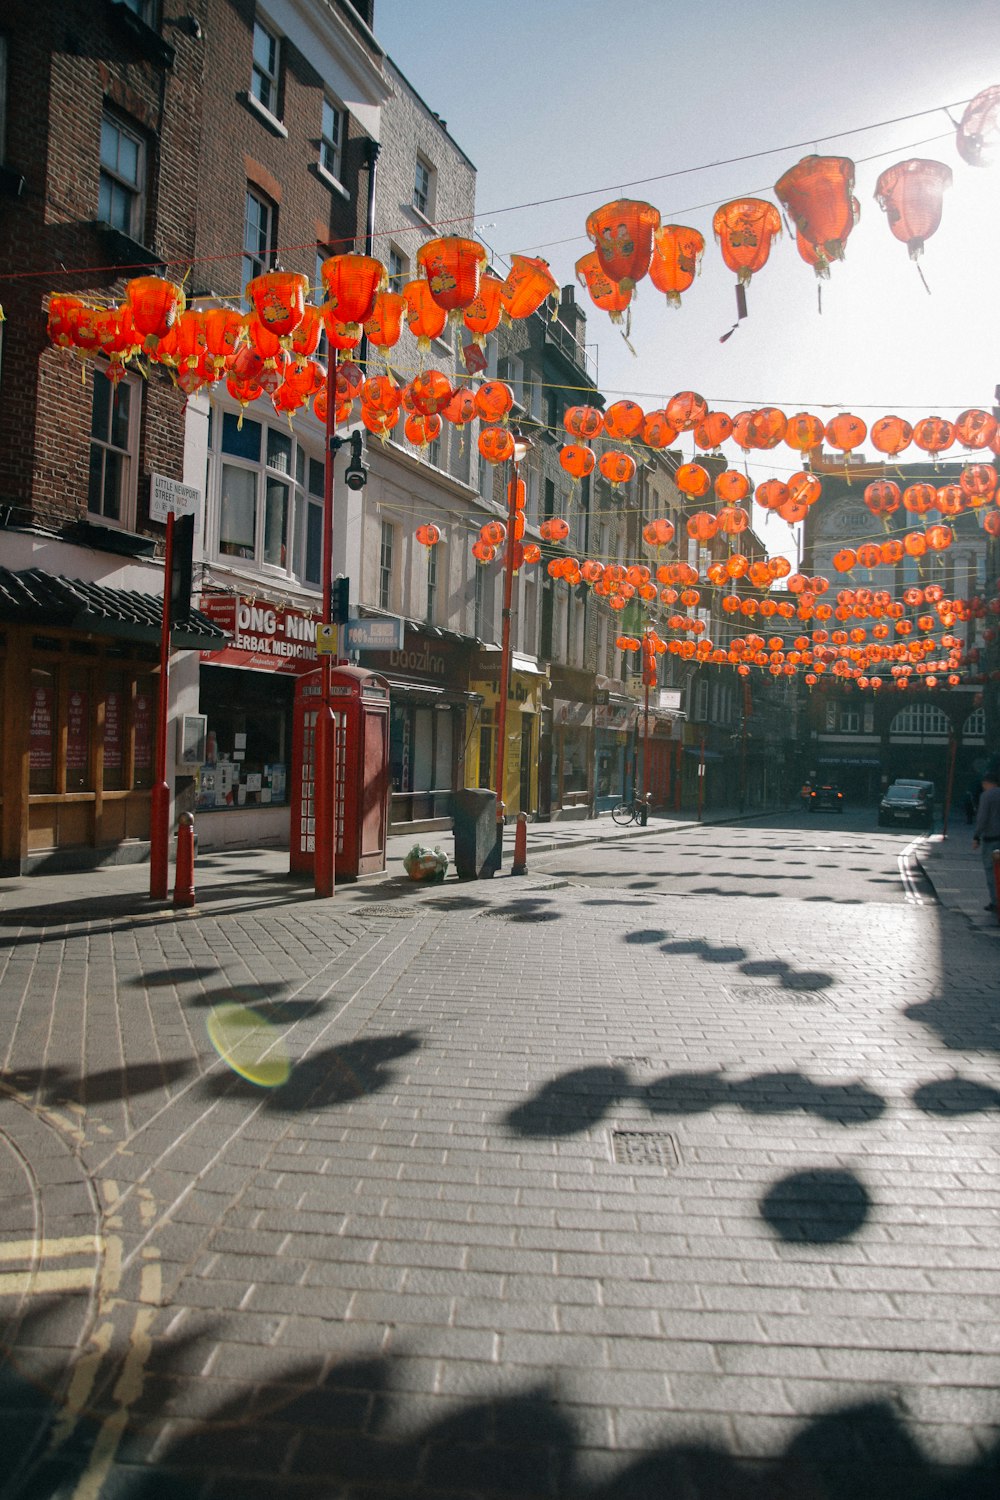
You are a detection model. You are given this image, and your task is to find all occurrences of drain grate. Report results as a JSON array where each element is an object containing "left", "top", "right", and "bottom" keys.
[
  {"left": 610, "top": 1130, "right": 679, "bottom": 1169},
  {"left": 347, "top": 905, "right": 417, "bottom": 920},
  {"left": 725, "top": 984, "right": 825, "bottom": 1005}
]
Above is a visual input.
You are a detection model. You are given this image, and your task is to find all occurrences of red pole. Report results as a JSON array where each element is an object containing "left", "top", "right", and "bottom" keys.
[
  {"left": 512, "top": 812, "right": 528, "bottom": 876},
  {"left": 149, "top": 509, "right": 174, "bottom": 900},
  {"left": 493, "top": 458, "right": 522, "bottom": 863},
  {"left": 314, "top": 348, "right": 339, "bottom": 899},
  {"left": 173, "top": 812, "right": 195, "bottom": 909}
]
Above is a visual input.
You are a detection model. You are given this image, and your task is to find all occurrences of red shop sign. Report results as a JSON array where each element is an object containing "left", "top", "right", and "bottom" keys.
[
  {"left": 29, "top": 685, "right": 54, "bottom": 771},
  {"left": 66, "top": 689, "right": 90, "bottom": 772},
  {"left": 104, "top": 691, "right": 123, "bottom": 770},
  {"left": 197, "top": 595, "right": 320, "bottom": 675}
]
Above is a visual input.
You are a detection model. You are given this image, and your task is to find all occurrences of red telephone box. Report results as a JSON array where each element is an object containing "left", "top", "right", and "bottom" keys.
[{"left": 290, "top": 666, "right": 391, "bottom": 880}]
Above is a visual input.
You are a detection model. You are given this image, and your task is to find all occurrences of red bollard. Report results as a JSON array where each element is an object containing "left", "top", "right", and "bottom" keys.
[
  {"left": 173, "top": 813, "right": 196, "bottom": 910},
  {"left": 512, "top": 812, "right": 528, "bottom": 876},
  {"left": 993, "top": 848, "right": 1000, "bottom": 925}
]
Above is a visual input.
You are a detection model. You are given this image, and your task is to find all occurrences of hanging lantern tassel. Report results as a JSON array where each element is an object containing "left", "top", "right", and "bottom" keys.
[
  {"left": 719, "top": 283, "right": 748, "bottom": 343},
  {"left": 914, "top": 260, "right": 932, "bottom": 296}
]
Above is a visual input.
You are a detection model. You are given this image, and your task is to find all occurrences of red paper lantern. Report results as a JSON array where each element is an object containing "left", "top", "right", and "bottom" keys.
[
  {"left": 320, "top": 254, "right": 385, "bottom": 326},
  {"left": 716, "top": 506, "right": 749, "bottom": 535},
  {"left": 463, "top": 271, "right": 505, "bottom": 346},
  {"left": 649, "top": 223, "right": 704, "bottom": 307},
  {"left": 126, "top": 276, "right": 184, "bottom": 340},
  {"left": 912, "top": 416, "right": 955, "bottom": 455},
  {"left": 409, "top": 369, "right": 454, "bottom": 417},
  {"left": 564, "top": 405, "right": 604, "bottom": 440},
  {"left": 560, "top": 444, "right": 596, "bottom": 480},
  {"left": 500, "top": 255, "right": 558, "bottom": 321},
  {"left": 693, "top": 412, "right": 733, "bottom": 450},
  {"left": 643, "top": 518, "right": 675, "bottom": 546},
  {"left": 874, "top": 159, "right": 952, "bottom": 260},
  {"left": 405, "top": 413, "right": 442, "bottom": 448},
  {"left": 416, "top": 524, "right": 441, "bottom": 547},
  {"left": 642, "top": 411, "right": 679, "bottom": 449},
  {"left": 575, "top": 251, "right": 632, "bottom": 325},
  {"left": 956, "top": 84, "right": 1000, "bottom": 168},
  {"left": 539, "top": 517, "right": 570, "bottom": 542},
  {"left": 364, "top": 291, "right": 405, "bottom": 350},
  {"left": 864, "top": 480, "right": 901, "bottom": 516},
  {"left": 246, "top": 272, "right": 308, "bottom": 338},
  {"left": 902, "top": 483, "right": 937, "bottom": 515},
  {"left": 748, "top": 407, "right": 787, "bottom": 449},
  {"left": 755, "top": 479, "right": 788, "bottom": 512},
  {"left": 478, "top": 426, "right": 515, "bottom": 464},
  {"left": 402, "top": 280, "right": 448, "bottom": 349},
  {"left": 475, "top": 381, "right": 514, "bottom": 423},
  {"left": 443, "top": 388, "right": 478, "bottom": 427},
  {"left": 774, "top": 156, "right": 857, "bottom": 268},
  {"left": 715, "top": 470, "right": 751, "bottom": 503},
  {"left": 416, "top": 236, "right": 487, "bottom": 314},
  {"left": 598, "top": 451, "right": 636, "bottom": 486},
  {"left": 870, "top": 415, "right": 913, "bottom": 456},
  {"left": 675, "top": 462, "right": 711, "bottom": 498},
  {"left": 665, "top": 391, "right": 708, "bottom": 432},
  {"left": 825, "top": 413, "right": 867, "bottom": 455},
  {"left": 712, "top": 198, "right": 782, "bottom": 285},
  {"left": 603, "top": 400, "right": 645, "bottom": 442},
  {"left": 954, "top": 409, "right": 997, "bottom": 450},
  {"left": 585, "top": 198, "right": 660, "bottom": 292}
]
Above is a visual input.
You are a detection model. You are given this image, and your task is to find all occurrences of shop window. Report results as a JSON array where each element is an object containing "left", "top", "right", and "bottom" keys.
[
  {"left": 65, "top": 669, "right": 91, "bottom": 792},
  {"left": 379, "top": 520, "right": 394, "bottom": 610},
  {"left": 251, "top": 17, "right": 280, "bottom": 116},
  {"left": 214, "top": 410, "right": 322, "bottom": 581},
  {"left": 88, "top": 372, "right": 139, "bottom": 527},
  {"left": 478, "top": 707, "right": 494, "bottom": 788},
  {"left": 320, "top": 96, "right": 344, "bottom": 181},
  {"left": 29, "top": 667, "right": 57, "bottom": 794},
  {"left": 102, "top": 671, "right": 126, "bottom": 791},
  {"left": 133, "top": 675, "right": 154, "bottom": 787},
  {"left": 197, "top": 666, "right": 290, "bottom": 810},
  {"left": 99, "top": 112, "right": 145, "bottom": 237},
  {"left": 413, "top": 155, "right": 434, "bottom": 218},
  {"left": 242, "top": 187, "right": 274, "bottom": 299}
]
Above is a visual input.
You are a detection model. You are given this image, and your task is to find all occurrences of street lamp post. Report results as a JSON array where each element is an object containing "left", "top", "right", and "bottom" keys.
[
  {"left": 493, "top": 429, "right": 532, "bottom": 868},
  {"left": 314, "top": 347, "right": 340, "bottom": 899}
]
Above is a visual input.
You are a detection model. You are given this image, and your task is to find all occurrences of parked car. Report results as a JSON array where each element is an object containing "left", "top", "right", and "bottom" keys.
[
  {"left": 893, "top": 778, "right": 935, "bottom": 804},
  {"left": 878, "top": 784, "right": 932, "bottom": 829},
  {"left": 808, "top": 784, "right": 844, "bottom": 813}
]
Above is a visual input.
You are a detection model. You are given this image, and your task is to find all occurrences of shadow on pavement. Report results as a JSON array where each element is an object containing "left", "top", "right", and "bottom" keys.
[
  {"left": 201, "top": 1031, "right": 421, "bottom": 1113},
  {"left": 1, "top": 1058, "right": 195, "bottom": 1107},
  {"left": 760, "top": 1168, "right": 872, "bottom": 1243},
  {"left": 505, "top": 1064, "right": 886, "bottom": 1139},
  {"left": 3, "top": 1313, "right": 997, "bottom": 1500},
  {"left": 912, "top": 1076, "right": 1000, "bottom": 1114}
]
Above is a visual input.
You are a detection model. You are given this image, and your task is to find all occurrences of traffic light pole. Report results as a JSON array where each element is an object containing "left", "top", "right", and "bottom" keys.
[{"left": 314, "top": 349, "right": 339, "bottom": 899}]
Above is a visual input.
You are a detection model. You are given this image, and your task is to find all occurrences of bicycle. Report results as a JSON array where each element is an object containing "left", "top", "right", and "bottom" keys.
[{"left": 611, "top": 796, "right": 648, "bottom": 826}]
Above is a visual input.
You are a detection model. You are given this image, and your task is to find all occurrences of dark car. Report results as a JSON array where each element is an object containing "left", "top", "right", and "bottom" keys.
[
  {"left": 878, "top": 784, "right": 932, "bottom": 829},
  {"left": 808, "top": 784, "right": 844, "bottom": 813}
]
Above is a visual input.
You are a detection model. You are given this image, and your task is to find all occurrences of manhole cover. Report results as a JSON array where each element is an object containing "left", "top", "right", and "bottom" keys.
[
  {"left": 610, "top": 1130, "right": 679, "bottom": 1169},
  {"left": 725, "top": 985, "right": 824, "bottom": 1005},
  {"left": 479, "top": 908, "right": 561, "bottom": 924},
  {"left": 347, "top": 905, "right": 417, "bottom": 920},
  {"left": 610, "top": 1056, "right": 653, "bottom": 1069}
]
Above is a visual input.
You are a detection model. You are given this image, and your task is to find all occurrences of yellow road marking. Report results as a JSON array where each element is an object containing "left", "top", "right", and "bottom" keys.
[
  {"left": 0, "top": 1234, "right": 100, "bottom": 1263},
  {"left": 0, "top": 1267, "right": 96, "bottom": 1295}
]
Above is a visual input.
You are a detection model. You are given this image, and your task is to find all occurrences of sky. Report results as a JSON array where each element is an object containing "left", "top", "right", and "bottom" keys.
[{"left": 372, "top": 0, "right": 1000, "bottom": 563}]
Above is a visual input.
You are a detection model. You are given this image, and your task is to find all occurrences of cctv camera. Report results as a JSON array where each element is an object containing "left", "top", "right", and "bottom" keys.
[{"left": 344, "top": 430, "right": 369, "bottom": 491}]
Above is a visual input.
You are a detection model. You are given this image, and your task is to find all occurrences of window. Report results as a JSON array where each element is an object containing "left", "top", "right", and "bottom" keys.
[
  {"left": 243, "top": 188, "right": 273, "bottom": 296},
  {"left": 99, "top": 113, "right": 145, "bottom": 237},
  {"left": 120, "top": 0, "right": 156, "bottom": 20},
  {"left": 426, "top": 543, "right": 438, "bottom": 624},
  {"left": 413, "top": 155, "right": 433, "bottom": 217},
  {"left": 388, "top": 245, "right": 407, "bottom": 287},
  {"left": 840, "top": 708, "right": 860, "bottom": 734},
  {"left": 379, "top": 520, "right": 394, "bottom": 610},
  {"left": 88, "top": 373, "right": 138, "bottom": 525},
  {"left": 214, "top": 411, "right": 323, "bottom": 581},
  {"left": 320, "top": 96, "right": 344, "bottom": 180},
  {"left": 251, "top": 18, "right": 280, "bottom": 115}
]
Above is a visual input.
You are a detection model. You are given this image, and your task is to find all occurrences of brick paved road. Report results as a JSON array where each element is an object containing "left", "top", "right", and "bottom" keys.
[{"left": 1, "top": 817, "right": 998, "bottom": 1498}]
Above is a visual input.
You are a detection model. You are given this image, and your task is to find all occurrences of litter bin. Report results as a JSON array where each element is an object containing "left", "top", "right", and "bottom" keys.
[{"left": 453, "top": 788, "right": 500, "bottom": 879}]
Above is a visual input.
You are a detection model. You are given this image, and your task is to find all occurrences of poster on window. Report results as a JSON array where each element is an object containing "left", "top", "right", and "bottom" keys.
[
  {"left": 103, "top": 691, "right": 123, "bottom": 770},
  {"left": 66, "top": 690, "right": 90, "bottom": 773},
  {"left": 29, "top": 686, "right": 54, "bottom": 771},
  {"left": 134, "top": 691, "right": 153, "bottom": 770}
]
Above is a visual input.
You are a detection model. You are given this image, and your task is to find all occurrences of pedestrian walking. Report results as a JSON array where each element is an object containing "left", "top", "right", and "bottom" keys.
[{"left": 971, "top": 769, "right": 1000, "bottom": 910}]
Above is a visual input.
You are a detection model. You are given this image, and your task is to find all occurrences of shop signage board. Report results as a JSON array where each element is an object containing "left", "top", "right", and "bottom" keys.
[
  {"left": 344, "top": 616, "right": 404, "bottom": 652},
  {"left": 198, "top": 595, "right": 321, "bottom": 675},
  {"left": 150, "top": 474, "right": 200, "bottom": 524},
  {"left": 315, "top": 624, "right": 338, "bottom": 656}
]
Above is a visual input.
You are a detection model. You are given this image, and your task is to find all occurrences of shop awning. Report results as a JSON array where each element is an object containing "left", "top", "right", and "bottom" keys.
[
  {"left": 0, "top": 567, "right": 229, "bottom": 650},
  {"left": 382, "top": 677, "right": 482, "bottom": 705},
  {"left": 682, "top": 745, "right": 726, "bottom": 760}
]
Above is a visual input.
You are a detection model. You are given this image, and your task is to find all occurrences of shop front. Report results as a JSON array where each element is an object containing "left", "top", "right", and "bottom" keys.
[
  {"left": 195, "top": 593, "right": 320, "bottom": 850},
  {"left": 467, "top": 649, "right": 547, "bottom": 817},
  {"left": 593, "top": 692, "right": 638, "bottom": 812},
  {"left": 0, "top": 566, "right": 225, "bottom": 874},
  {"left": 547, "top": 662, "right": 597, "bottom": 819},
  {"left": 353, "top": 625, "right": 481, "bottom": 833}
]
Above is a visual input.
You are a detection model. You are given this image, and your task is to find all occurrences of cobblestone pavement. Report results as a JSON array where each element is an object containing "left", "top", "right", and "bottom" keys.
[{"left": 0, "top": 814, "right": 998, "bottom": 1498}]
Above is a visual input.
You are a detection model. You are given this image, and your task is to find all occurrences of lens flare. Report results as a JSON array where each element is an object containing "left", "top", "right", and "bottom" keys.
[{"left": 207, "top": 1004, "right": 291, "bottom": 1088}]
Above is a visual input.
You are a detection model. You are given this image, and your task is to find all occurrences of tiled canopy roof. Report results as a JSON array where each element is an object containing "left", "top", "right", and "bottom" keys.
[{"left": 0, "top": 568, "right": 230, "bottom": 649}]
